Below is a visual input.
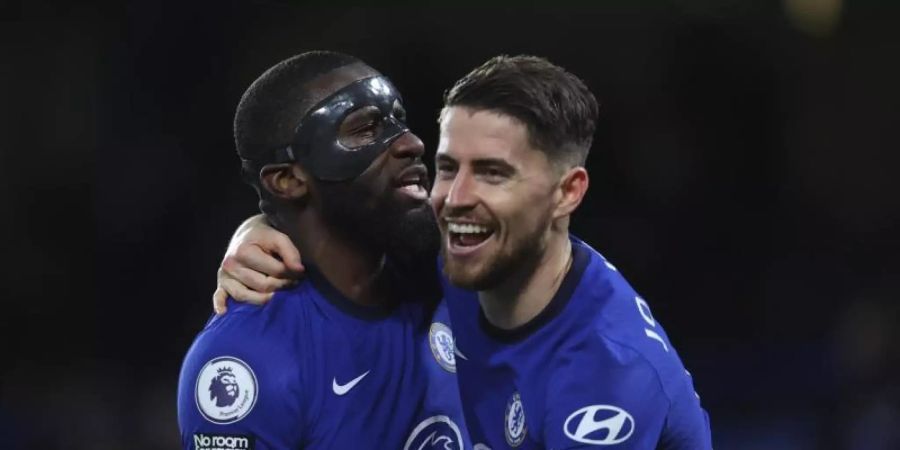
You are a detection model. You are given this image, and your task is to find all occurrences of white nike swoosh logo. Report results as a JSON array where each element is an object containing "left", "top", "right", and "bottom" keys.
[
  {"left": 455, "top": 347, "right": 468, "bottom": 361},
  {"left": 332, "top": 370, "right": 370, "bottom": 395}
]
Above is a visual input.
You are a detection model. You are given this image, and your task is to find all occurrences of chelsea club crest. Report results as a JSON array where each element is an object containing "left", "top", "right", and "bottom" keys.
[
  {"left": 428, "top": 322, "right": 456, "bottom": 373},
  {"left": 505, "top": 391, "right": 527, "bottom": 447}
]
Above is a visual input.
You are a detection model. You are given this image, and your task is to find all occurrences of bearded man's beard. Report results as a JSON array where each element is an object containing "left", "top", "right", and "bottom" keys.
[
  {"left": 318, "top": 180, "right": 441, "bottom": 299},
  {"left": 442, "top": 224, "right": 545, "bottom": 292},
  {"left": 385, "top": 203, "right": 440, "bottom": 270},
  {"left": 318, "top": 179, "right": 392, "bottom": 250},
  {"left": 441, "top": 204, "right": 552, "bottom": 292}
]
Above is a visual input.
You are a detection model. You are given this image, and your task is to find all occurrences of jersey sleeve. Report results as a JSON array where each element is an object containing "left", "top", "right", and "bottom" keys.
[
  {"left": 542, "top": 330, "right": 712, "bottom": 449},
  {"left": 542, "top": 335, "right": 670, "bottom": 450},
  {"left": 177, "top": 302, "right": 307, "bottom": 450}
]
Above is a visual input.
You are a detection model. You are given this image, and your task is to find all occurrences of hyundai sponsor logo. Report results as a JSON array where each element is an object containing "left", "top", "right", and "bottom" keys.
[{"left": 563, "top": 404, "right": 634, "bottom": 445}]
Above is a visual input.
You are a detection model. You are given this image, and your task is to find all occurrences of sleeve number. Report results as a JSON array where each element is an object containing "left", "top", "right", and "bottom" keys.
[{"left": 635, "top": 296, "right": 668, "bottom": 352}]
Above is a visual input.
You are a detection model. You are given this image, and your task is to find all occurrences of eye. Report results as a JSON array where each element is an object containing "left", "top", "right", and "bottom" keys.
[
  {"left": 355, "top": 116, "right": 383, "bottom": 136},
  {"left": 477, "top": 166, "right": 509, "bottom": 184},
  {"left": 435, "top": 161, "right": 457, "bottom": 179}
]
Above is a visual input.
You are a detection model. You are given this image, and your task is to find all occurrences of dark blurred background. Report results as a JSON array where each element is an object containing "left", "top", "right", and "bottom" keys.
[{"left": 2, "top": 1, "right": 898, "bottom": 449}]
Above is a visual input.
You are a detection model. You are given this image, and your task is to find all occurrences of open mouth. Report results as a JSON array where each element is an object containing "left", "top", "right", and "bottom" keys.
[
  {"left": 446, "top": 221, "right": 495, "bottom": 251},
  {"left": 395, "top": 166, "right": 428, "bottom": 200},
  {"left": 397, "top": 181, "right": 427, "bottom": 199}
]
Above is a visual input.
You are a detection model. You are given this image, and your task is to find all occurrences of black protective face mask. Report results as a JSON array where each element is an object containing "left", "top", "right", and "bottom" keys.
[{"left": 271, "top": 76, "right": 409, "bottom": 182}]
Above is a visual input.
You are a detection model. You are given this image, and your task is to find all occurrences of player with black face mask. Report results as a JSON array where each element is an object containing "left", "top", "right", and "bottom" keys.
[{"left": 177, "top": 51, "right": 468, "bottom": 450}]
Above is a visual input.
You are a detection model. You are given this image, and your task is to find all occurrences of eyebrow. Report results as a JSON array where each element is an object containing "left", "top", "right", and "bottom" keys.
[
  {"left": 435, "top": 153, "right": 456, "bottom": 164},
  {"left": 435, "top": 154, "right": 517, "bottom": 172},
  {"left": 472, "top": 158, "right": 516, "bottom": 172}
]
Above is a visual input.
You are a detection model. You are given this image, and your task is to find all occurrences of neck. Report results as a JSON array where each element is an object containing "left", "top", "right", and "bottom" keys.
[
  {"left": 287, "top": 213, "right": 390, "bottom": 307},
  {"left": 479, "top": 230, "right": 573, "bottom": 330}
]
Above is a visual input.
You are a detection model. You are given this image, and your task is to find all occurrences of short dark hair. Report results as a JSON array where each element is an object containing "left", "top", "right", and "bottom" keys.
[
  {"left": 233, "top": 51, "right": 362, "bottom": 213},
  {"left": 443, "top": 55, "right": 599, "bottom": 167},
  {"left": 234, "top": 51, "right": 361, "bottom": 162}
]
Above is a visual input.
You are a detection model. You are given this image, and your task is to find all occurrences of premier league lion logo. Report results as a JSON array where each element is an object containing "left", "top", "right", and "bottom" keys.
[
  {"left": 196, "top": 356, "right": 258, "bottom": 424},
  {"left": 209, "top": 366, "right": 240, "bottom": 407}
]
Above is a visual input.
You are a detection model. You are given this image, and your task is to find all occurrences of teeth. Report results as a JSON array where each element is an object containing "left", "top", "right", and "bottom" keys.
[
  {"left": 401, "top": 184, "right": 426, "bottom": 194},
  {"left": 447, "top": 223, "right": 491, "bottom": 234}
]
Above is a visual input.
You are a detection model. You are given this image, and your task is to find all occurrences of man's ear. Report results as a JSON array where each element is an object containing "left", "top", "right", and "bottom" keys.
[
  {"left": 260, "top": 163, "right": 310, "bottom": 200},
  {"left": 553, "top": 166, "right": 589, "bottom": 219}
]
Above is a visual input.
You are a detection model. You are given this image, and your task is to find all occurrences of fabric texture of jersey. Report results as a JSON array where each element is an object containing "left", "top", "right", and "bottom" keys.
[
  {"left": 443, "top": 237, "right": 712, "bottom": 449},
  {"left": 177, "top": 268, "right": 469, "bottom": 450}
]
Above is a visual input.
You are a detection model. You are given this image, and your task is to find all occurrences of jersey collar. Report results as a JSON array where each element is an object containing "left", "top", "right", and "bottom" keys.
[{"left": 478, "top": 240, "right": 590, "bottom": 342}]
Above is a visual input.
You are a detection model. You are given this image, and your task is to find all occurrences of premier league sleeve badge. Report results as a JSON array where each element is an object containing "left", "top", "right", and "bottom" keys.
[{"left": 195, "top": 356, "right": 258, "bottom": 424}]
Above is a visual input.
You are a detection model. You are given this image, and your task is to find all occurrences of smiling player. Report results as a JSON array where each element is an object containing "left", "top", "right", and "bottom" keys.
[{"left": 433, "top": 56, "right": 711, "bottom": 449}]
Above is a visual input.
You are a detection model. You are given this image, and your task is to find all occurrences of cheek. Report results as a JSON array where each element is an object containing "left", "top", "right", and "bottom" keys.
[
  {"left": 356, "top": 172, "right": 392, "bottom": 199},
  {"left": 430, "top": 178, "right": 448, "bottom": 197},
  {"left": 356, "top": 152, "right": 394, "bottom": 187},
  {"left": 430, "top": 182, "right": 449, "bottom": 211},
  {"left": 496, "top": 188, "right": 550, "bottom": 230}
]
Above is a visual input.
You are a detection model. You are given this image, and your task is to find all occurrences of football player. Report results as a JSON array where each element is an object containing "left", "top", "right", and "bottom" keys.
[{"left": 177, "top": 51, "right": 468, "bottom": 450}]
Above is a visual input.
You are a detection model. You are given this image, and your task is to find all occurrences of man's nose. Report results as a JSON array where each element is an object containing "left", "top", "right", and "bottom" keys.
[
  {"left": 389, "top": 130, "right": 425, "bottom": 160},
  {"left": 445, "top": 169, "right": 477, "bottom": 208}
]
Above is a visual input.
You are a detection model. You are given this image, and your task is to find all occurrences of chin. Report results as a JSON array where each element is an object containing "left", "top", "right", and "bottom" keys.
[
  {"left": 443, "top": 263, "right": 490, "bottom": 291},
  {"left": 402, "top": 200, "right": 433, "bottom": 217},
  {"left": 387, "top": 204, "right": 440, "bottom": 263}
]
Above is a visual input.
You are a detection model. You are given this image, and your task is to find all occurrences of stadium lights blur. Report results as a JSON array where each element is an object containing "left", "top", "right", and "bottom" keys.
[{"left": 784, "top": 0, "right": 843, "bottom": 37}]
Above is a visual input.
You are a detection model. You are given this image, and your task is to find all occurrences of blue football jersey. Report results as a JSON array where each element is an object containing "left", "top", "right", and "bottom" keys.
[
  {"left": 177, "top": 267, "right": 469, "bottom": 450},
  {"left": 443, "top": 237, "right": 712, "bottom": 449}
]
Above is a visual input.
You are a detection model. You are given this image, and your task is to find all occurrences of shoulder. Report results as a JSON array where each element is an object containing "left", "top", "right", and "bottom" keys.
[
  {"left": 555, "top": 333, "right": 712, "bottom": 449},
  {"left": 181, "top": 281, "right": 322, "bottom": 384},
  {"left": 177, "top": 284, "right": 321, "bottom": 448},
  {"left": 546, "top": 239, "right": 712, "bottom": 448},
  {"left": 551, "top": 327, "right": 669, "bottom": 406},
  {"left": 541, "top": 332, "right": 669, "bottom": 448},
  {"left": 566, "top": 238, "right": 643, "bottom": 327},
  {"left": 198, "top": 281, "right": 326, "bottom": 347},
  {"left": 567, "top": 239, "right": 688, "bottom": 391},
  {"left": 541, "top": 322, "right": 688, "bottom": 448},
  {"left": 546, "top": 241, "right": 675, "bottom": 419}
]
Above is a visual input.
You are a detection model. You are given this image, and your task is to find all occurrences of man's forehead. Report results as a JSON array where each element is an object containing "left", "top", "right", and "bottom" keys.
[
  {"left": 438, "top": 107, "right": 532, "bottom": 158},
  {"left": 301, "top": 62, "right": 381, "bottom": 113}
]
